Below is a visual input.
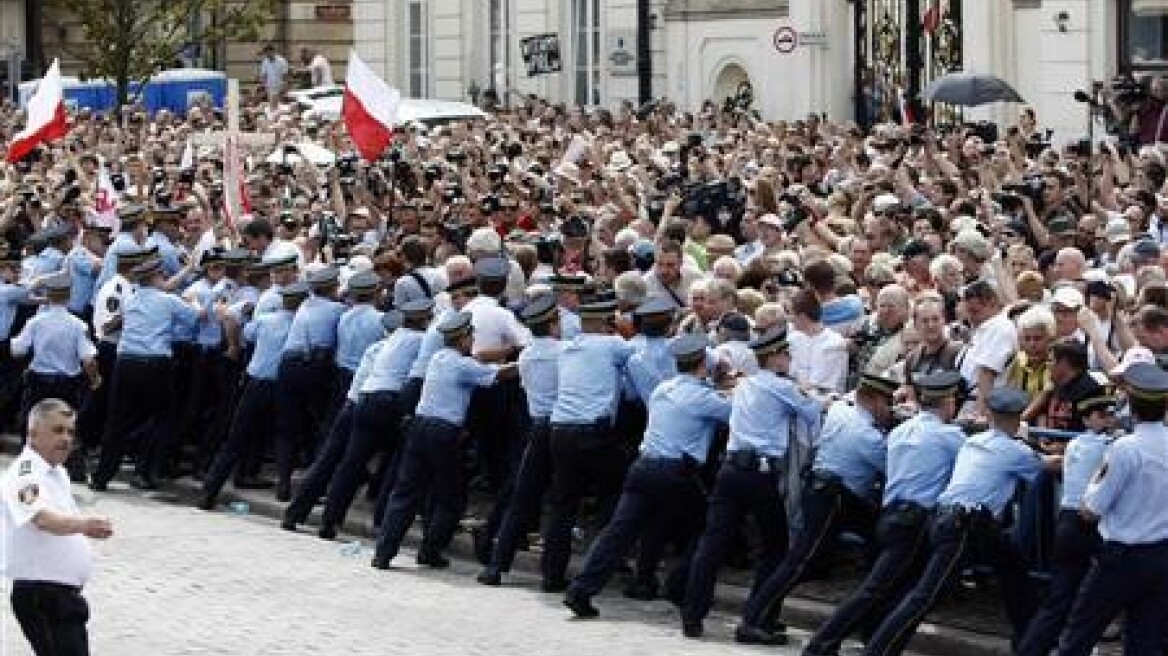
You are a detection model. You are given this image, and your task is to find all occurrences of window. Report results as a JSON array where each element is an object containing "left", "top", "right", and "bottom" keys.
[
  {"left": 407, "top": 1, "right": 430, "bottom": 97},
  {"left": 572, "top": 0, "right": 601, "bottom": 106},
  {"left": 490, "top": 0, "right": 510, "bottom": 92},
  {"left": 1121, "top": 0, "right": 1168, "bottom": 72}
]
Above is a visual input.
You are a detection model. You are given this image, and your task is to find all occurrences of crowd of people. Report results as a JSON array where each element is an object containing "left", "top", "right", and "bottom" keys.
[{"left": 3, "top": 74, "right": 1168, "bottom": 656}]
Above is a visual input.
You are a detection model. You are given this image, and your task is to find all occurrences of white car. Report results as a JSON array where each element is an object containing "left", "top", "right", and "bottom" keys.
[{"left": 288, "top": 85, "right": 489, "bottom": 125}]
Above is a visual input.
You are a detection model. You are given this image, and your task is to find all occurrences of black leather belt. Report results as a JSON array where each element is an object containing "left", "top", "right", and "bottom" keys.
[
  {"left": 13, "top": 580, "right": 82, "bottom": 593},
  {"left": 726, "top": 450, "right": 783, "bottom": 473}
]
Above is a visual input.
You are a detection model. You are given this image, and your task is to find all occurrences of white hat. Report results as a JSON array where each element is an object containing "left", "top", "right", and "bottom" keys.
[
  {"left": 759, "top": 213, "right": 784, "bottom": 230},
  {"left": 1104, "top": 217, "right": 1132, "bottom": 245},
  {"left": 1110, "top": 346, "right": 1156, "bottom": 379},
  {"left": 873, "top": 194, "right": 901, "bottom": 213},
  {"left": 466, "top": 226, "right": 503, "bottom": 254},
  {"left": 1050, "top": 286, "right": 1084, "bottom": 310},
  {"left": 660, "top": 141, "right": 681, "bottom": 155},
  {"left": 553, "top": 161, "right": 581, "bottom": 186}
]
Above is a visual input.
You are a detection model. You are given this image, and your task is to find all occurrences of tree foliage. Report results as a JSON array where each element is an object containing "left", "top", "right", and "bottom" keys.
[{"left": 47, "top": 0, "right": 275, "bottom": 108}]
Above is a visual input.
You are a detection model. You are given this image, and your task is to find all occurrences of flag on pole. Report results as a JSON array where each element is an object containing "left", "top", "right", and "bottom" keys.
[
  {"left": 342, "top": 50, "right": 400, "bottom": 162},
  {"left": 222, "top": 134, "right": 252, "bottom": 230},
  {"left": 6, "top": 59, "right": 69, "bottom": 163},
  {"left": 94, "top": 161, "right": 120, "bottom": 231}
]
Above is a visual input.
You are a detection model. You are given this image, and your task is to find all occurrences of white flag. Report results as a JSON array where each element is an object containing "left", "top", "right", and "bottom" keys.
[
  {"left": 179, "top": 138, "right": 194, "bottom": 170},
  {"left": 94, "top": 163, "right": 120, "bottom": 231}
]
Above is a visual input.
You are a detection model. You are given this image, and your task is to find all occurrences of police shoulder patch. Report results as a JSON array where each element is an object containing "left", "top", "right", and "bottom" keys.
[
  {"left": 106, "top": 296, "right": 120, "bottom": 313},
  {"left": 17, "top": 483, "right": 38, "bottom": 505}
]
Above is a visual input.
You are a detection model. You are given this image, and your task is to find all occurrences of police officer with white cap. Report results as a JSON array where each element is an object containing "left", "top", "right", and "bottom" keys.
[
  {"left": 804, "top": 370, "right": 966, "bottom": 656},
  {"left": 371, "top": 311, "right": 518, "bottom": 570},
  {"left": 736, "top": 373, "right": 897, "bottom": 645},
  {"left": 1055, "top": 363, "right": 1168, "bottom": 656},
  {"left": 564, "top": 333, "right": 731, "bottom": 621},
  {"left": 862, "top": 387, "right": 1060, "bottom": 656},
  {"left": 682, "top": 327, "right": 821, "bottom": 638},
  {"left": 331, "top": 270, "right": 384, "bottom": 418},
  {"left": 3, "top": 398, "right": 113, "bottom": 655},
  {"left": 478, "top": 294, "right": 562, "bottom": 585}
]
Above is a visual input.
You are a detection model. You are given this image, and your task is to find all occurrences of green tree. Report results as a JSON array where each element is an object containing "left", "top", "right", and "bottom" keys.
[{"left": 47, "top": 0, "right": 275, "bottom": 111}]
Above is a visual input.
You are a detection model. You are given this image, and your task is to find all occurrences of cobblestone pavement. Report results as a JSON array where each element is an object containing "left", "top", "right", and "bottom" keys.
[{"left": 0, "top": 485, "right": 925, "bottom": 656}]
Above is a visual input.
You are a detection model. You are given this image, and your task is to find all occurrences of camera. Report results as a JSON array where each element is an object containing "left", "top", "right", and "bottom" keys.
[
  {"left": 990, "top": 192, "right": 1024, "bottom": 211},
  {"left": 1111, "top": 75, "right": 1148, "bottom": 107},
  {"left": 778, "top": 190, "right": 810, "bottom": 232}
]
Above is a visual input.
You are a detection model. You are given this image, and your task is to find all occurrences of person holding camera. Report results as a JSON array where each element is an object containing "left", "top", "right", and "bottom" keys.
[
  {"left": 3, "top": 399, "right": 114, "bottom": 656},
  {"left": 1129, "top": 76, "right": 1168, "bottom": 146}
]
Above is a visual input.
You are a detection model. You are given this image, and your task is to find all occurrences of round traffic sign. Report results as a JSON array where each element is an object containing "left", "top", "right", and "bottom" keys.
[{"left": 773, "top": 26, "right": 798, "bottom": 54}]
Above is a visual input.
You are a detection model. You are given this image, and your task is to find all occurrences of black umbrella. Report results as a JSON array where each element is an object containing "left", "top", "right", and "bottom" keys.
[{"left": 922, "top": 72, "right": 1024, "bottom": 107}]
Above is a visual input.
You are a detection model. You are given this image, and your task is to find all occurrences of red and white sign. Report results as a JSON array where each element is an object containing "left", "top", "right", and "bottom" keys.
[
  {"left": 93, "top": 164, "right": 120, "bottom": 231},
  {"left": 6, "top": 59, "right": 69, "bottom": 163},
  {"left": 342, "top": 50, "right": 400, "bottom": 162},
  {"left": 773, "top": 26, "right": 798, "bottom": 54}
]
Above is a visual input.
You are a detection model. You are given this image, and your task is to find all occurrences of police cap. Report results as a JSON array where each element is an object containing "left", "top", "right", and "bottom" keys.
[
  {"left": 578, "top": 298, "right": 617, "bottom": 321},
  {"left": 400, "top": 298, "right": 435, "bottom": 320},
  {"left": 118, "top": 204, "right": 147, "bottom": 227},
  {"left": 986, "top": 387, "right": 1029, "bottom": 415},
  {"left": 437, "top": 311, "right": 473, "bottom": 337},
  {"left": 633, "top": 297, "right": 674, "bottom": 323},
  {"left": 858, "top": 373, "right": 899, "bottom": 398},
  {"left": 119, "top": 245, "right": 158, "bottom": 267},
  {"left": 381, "top": 309, "right": 403, "bottom": 332},
  {"left": 1123, "top": 362, "right": 1168, "bottom": 402},
  {"left": 222, "top": 247, "right": 253, "bottom": 267},
  {"left": 549, "top": 273, "right": 590, "bottom": 292},
  {"left": 447, "top": 276, "right": 477, "bottom": 294},
  {"left": 262, "top": 252, "right": 298, "bottom": 271},
  {"left": 346, "top": 271, "right": 380, "bottom": 294},
  {"left": 131, "top": 258, "right": 163, "bottom": 280},
  {"left": 474, "top": 256, "right": 510, "bottom": 281},
  {"left": 305, "top": 265, "right": 340, "bottom": 288},
  {"left": 279, "top": 280, "right": 311, "bottom": 298},
  {"left": 1076, "top": 394, "right": 1117, "bottom": 415},
  {"left": 914, "top": 370, "right": 963, "bottom": 401},
  {"left": 520, "top": 294, "right": 558, "bottom": 327},
  {"left": 669, "top": 333, "right": 708, "bottom": 367},
  {"left": 749, "top": 326, "right": 789, "bottom": 358},
  {"left": 43, "top": 272, "right": 72, "bottom": 295}
]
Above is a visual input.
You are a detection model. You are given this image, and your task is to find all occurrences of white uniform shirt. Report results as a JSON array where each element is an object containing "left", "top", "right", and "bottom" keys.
[
  {"left": 463, "top": 295, "right": 530, "bottom": 357},
  {"left": 1, "top": 447, "right": 93, "bottom": 587},
  {"left": 92, "top": 273, "right": 136, "bottom": 343}
]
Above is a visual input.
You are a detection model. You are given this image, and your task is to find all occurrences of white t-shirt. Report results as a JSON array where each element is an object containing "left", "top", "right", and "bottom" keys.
[
  {"left": 310, "top": 55, "right": 333, "bottom": 87},
  {"left": 960, "top": 312, "right": 1017, "bottom": 388},
  {"left": 259, "top": 55, "right": 289, "bottom": 92},
  {"left": 1, "top": 447, "right": 93, "bottom": 587},
  {"left": 463, "top": 295, "right": 530, "bottom": 356},
  {"left": 789, "top": 327, "right": 849, "bottom": 393}
]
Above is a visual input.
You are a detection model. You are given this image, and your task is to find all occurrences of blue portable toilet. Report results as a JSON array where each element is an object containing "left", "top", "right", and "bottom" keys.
[{"left": 149, "top": 69, "right": 227, "bottom": 114}]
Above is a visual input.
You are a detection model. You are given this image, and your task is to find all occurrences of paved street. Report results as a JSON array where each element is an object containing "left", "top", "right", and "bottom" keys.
[{"left": 1, "top": 484, "right": 920, "bottom": 656}]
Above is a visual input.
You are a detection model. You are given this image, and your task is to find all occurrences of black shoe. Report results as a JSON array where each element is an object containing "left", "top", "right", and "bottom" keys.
[
  {"left": 541, "top": 578, "right": 569, "bottom": 594},
  {"left": 275, "top": 482, "right": 291, "bottom": 502},
  {"left": 371, "top": 553, "right": 392, "bottom": 570},
  {"left": 563, "top": 593, "right": 599, "bottom": 619},
  {"left": 318, "top": 524, "right": 338, "bottom": 541},
  {"left": 682, "top": 621, "right": 703, "bottom": 639},
  {"left": 472, "top": 529, "right": 492, "bottom": 566},
  {"left": 280, "top": 517, "right": 298, "bottom": 532},
  {"left": 416, "top": 550, "right": 450, "bottom": 569},
  {"left": 89, "top": 479, "right": 108, "bottom": 492},
  {"left": 195, "top": 494, "right": 216, "bottom": 511},
  {"left": 622, "top": 578, "right": 658, "bottom": 601},
  {"left": 68, "top": 468, "right": 88, "bottom": 484},
  {"left": 476, "top": 567, "right": 502, "bottom": 586},
  {"left": 801, "top": 646, "right": 839, "bottom": 656},
  {"left": 233, "top": 476, "right": 275, "bottom": 490},
  {"left": 734, "top": 624, "right": 788, "bottom": 646},
  {"left": 129, "top": 474, "right": 158, "bottom": 491}
]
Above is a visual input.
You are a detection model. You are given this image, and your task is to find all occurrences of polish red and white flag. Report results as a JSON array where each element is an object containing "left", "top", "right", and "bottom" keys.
[
  {"left": 342, "top": 50, "right": 400, "bottom": 162},
  {"left": 6, "top": 59, "right": 69, "bottom": 163}
]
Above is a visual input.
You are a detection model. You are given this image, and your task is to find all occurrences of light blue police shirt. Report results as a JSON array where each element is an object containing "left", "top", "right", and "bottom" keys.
[
  {"left": 1084, "top": 422, "right": 1168, "bottom": 544},
  {"left": 727, "top": 370, "right": 822, "bottom": 458},
  {"left": 1061, "top": 430, "right": 1110, "bottom": 511},
  {"left": 551, "top": 334, "right": 635, "bottom": 425},
  {"left": 284, "top": 294, "right": 345, "bottom": 354},
  {"left": 117, "top": 286, "right": 199, "bottom": 357},
  {"left": 348, "top": 340, "right": 386, "bottom": 402},
  {"left": 626, "top": 336, "right": 677, "bottom": 404},
  {"left": 243, "top": 309, "right": 294, "bottom": 381},
  {"left": 518, "top": 337, "right": 561, "bottom": 419},
  {"left": 0, "top": 283, "right": 31, "bottom": 339},
  {"left": 361, "top": 328, "right": 425, "bottom": 393},
  {"left": 883, "top": 411, "right": 966, "bottom": 508},
  {"left": 414, "top": 347, "right": 499, "bottom": 426},
  {"left": 812, "top": 400, "right": 887, "bottom": 499},
  {"left": 10, "top": 305, "right": 96, "bottom": 375},
  {"left": 95, "top": 233, "right": 139, "bottom": 290},
  {"left": 937, "top": 428, "right": 1044, "bottom": 518},
  {"left": 639, "top": 373, "right": 732, "bottom": 462},
  {"left": 335, "top": 303, "right": 385, "bottom": 371},
  {"left": 407, "top": 308, "right": 452, "bottom": 380},
  {"left": 66, "top": 247, "right": 99, "bottom": 314}
]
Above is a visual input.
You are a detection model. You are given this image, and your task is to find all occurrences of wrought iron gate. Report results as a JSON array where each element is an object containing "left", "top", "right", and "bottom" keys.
[{"left": 853, "top": 0, "right": 963, "bottom": 127}]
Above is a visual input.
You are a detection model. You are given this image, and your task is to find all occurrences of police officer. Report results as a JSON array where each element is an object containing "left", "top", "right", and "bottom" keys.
[
  {"left": 0, "top": 246, "right": 32, "bottom": 429},
  {"left": 94, "top": 204, "right": 149, "bottom": 291},
  {"left": 11, "top": 273, "right": 101, "bottom": 480},
  {"left": 371, "top": 312, "right": 518, "bottom": 569},
  {"left": 803, "top": 370, "right": 966, "bottom": 656},
  {"left": 2, "top": 399, "right": 113, "bottom": 655},
  {"left": 563, "top": 333, "right": 731, "bottom": 620},
  {"left": 91, "top": 257, "right": 199, "bottom": 491},
  {"left": 682, "top": 327, "right": 822, "bottom": 638},
  {"left": 541, "top": 297, "right": 634, "bottom": 592},
  {"left": 282, "top": 310, "right": 400, "bottom": 530},
  {"left": 254, "top": 253, "right": 300, "bottom": 316},
  {"left": 23, "top": 224, "right": 70, "bottom": 279},
  {"left": 64, "top": 226, "right": 104, "bottom": 322},
  {"left": 198, "top": 282, "right": 310, "bottom": 510},
  {"left": 332, "top": 271, "right": 384, "bottom": 416},
  {"left": 316, "top": 298, "right": 432, "bottom": 539},
  {"left": 861, "top": 387, "right": 1059, "bottom": 656},
  {"left": 736, "top": 373, "right": 896, "bottom": 645},
  {"left": 548, "top": 273, "right": 587, "bottom": 339},
  {"left": 77, "top": 245, "right": 152, "bottom": 459},
  {"left": 478, "top": 294, "right": 562, "bottom": 585},
  {"left": 176, "top": 250, "right": 230, "bottom": 466},
  {"left": 1055, "top": 363, "right": 1168, "bottom": 656},
  {"left": 273, "top": 264, "right": 345, "bottom": 500},
  {"left": 624, "top": 297, "right": 678, "bottom": 406},
  {"left": 145, "top": 206, "right": 185, "bottom": 278},
  {"left": 1016, "top": 394, "right": 1113, "bottom": 656}
]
